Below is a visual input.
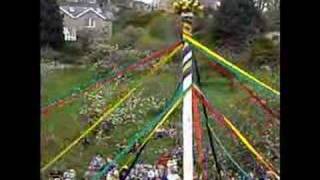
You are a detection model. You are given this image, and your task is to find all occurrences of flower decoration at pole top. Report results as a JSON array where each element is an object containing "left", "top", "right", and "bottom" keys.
[{"left": 173, "top": 0, "right": 204, "bottom": 15}]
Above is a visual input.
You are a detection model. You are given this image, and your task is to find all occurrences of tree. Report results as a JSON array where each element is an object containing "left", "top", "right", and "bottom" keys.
[
  {"left": 40, "top": 0, "right": 64, "bottom": 49},
  {"left": 212, "top": 0, "right": 265, "bottom": 49}
]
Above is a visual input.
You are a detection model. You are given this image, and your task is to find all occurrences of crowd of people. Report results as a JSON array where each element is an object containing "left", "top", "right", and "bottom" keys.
[
  {"left": 106, "top": 148, "right": 182, "bottom": 180},
  {"left": 118, "top": 161, "right": 181, "bottom": 180},
  {"left": 48, "top": 149, "right": 277, "bottom": 180},
  {"left": 48, "top": 169, "right": 76, "bottom": 180},
  {"left": 78, "top": 146, "right": 183, "bottom": 180}
]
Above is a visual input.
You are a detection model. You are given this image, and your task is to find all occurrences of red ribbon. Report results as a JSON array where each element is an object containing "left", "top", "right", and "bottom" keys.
[
  {"left": 192, "top": 90, "right": 204, "bottom": 171},
  {"left": 206, "top": 61, "right": 279, "bottom": 120},
  {"left": 41, "top": 41, "right": 182, "bottom": 116}
]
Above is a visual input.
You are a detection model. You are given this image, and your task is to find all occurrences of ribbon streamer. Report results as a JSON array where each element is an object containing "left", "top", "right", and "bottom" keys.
[
  {"left": 192, "top": 90, "right": 204, "bottom": 173},
  {"left": 183, "top": 33, "right": 279, "bottom": 96},
  {"left": 204, "top": 60, "right": 279, "bottom": 120},
  {"left": 41, "top": 42, "right": 183, "bottom": 172},
  {"left": 42, "top": 41, "right": 182, "bottom": 115},
  {"left": 193, "top": 85, "right": 279, "bottom": 179},
  {"left": 94, "top": 87, "right": 185, "bottom": 180},
  {"left": 41, "top": 87, "right": 138, "bottom": 172},
  {"left": 207, "top": 121, "right": 250, "bottom": 178}
]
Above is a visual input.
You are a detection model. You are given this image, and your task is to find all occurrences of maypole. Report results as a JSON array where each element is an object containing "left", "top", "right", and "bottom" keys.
[{"left": 173, "top": 0, "right": 203, "bottom": 179}]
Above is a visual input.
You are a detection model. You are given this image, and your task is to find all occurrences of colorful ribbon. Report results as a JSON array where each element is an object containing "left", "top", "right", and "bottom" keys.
[
  {"left": 204, "top": 60, "right": 279, "bottom": 120},
  {"left": 183, "top": 33, "right": 280, "bottom": 97},
  {"left": 193, "top": 85, "right": 279, "bottom": 178},
  {"left": 41, "top": 42, "right": 183, "bottom": 172},
  {"left": 41, "top": 86, "right": 138, "bottom": 172},
  {"left": 192, "top": 90, "right": 204, "bottom": 172},
  {"left": 207, "top": 122, "right": 250, "bottom": 177},
  {"left": 94, "top": 86, "right": 186, "bottom": 180},
  {"left": 42, "top": 41, "right": 182, "bottom": 115}
]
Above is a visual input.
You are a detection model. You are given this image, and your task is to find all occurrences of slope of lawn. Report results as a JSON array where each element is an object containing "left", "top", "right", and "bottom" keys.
[
  {"left": 41, "top": 67, "right": 96, "bottom": 106},
  {"left": 41, "top": 63, "right": 180, "bottom": 176}
]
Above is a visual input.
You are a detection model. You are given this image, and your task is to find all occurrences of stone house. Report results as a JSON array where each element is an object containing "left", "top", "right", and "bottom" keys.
[{"left": 59, "top": 0, "right": 114, "bottom": 41}]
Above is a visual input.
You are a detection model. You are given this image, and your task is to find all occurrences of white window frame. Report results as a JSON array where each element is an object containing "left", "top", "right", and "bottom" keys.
[
  {"left": 63, "top": 27, "right": 70, "bottom": 41},
  {"left": 70, "top": 28, "right": 77, "bottom": 41},
  {"left": 87, "top": 18, "right": 96, "bottom": 28},
  {"left": 63, "top": 27, "right": 77, "bottom": 41}
]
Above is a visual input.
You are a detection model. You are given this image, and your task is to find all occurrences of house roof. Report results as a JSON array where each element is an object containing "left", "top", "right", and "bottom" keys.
[{"left": 60, "top": 6, "right": 114, "bottom": 20}]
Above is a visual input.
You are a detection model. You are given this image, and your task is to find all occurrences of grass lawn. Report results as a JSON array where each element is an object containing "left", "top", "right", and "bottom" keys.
[
  {"left": 41, "top": 57, "right": 280, "bottom": 177},
  {"left": 41, "top": 67, "right": 96, "bottom": 106},
  {"left": 41, "top": 64, "right": 179, "bottom": 176}
]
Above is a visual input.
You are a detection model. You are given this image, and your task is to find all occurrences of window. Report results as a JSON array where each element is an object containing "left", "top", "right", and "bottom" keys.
[
  {"left": 70, "top": 28, "right": 77, "bottom": 41},
  {"left": 63, "top": 27, "right": 70, "bottom": 41},
  {"left": 87, "top": 18, "right": 96, "bottom": 28},
  {"left": 63, "top": 27, "right": 77, "bottom": 41}
]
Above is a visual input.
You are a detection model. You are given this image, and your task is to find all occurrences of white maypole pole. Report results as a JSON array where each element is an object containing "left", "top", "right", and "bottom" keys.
[{"left": 173, "top": 0, "right": 203, "bottom": 179}]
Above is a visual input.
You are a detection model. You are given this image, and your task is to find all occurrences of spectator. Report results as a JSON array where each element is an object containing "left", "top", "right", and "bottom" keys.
[
  {"left": 147, "top": 168, "right": 156, "bottom": 179},
  {"left": 48, "top": 169, "right": 63, "bottom": 180},
  {"left": 63, "top": 169, "right": 76, "bottom": 180},
  {"left": 119, "top": 166, "right": 129, "bottom": 180},
  {"left": 166, "top": 171, "right": 181, "bottom": 180}
]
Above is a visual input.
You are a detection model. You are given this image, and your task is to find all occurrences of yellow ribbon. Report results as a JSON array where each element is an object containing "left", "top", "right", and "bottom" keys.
[
  {"left": 222, "top": 116, "right": 279, "bottom": 178},
  {"left": 192, "top": 85, "right": 279, "bottom": 178},
  {"left": 41, "top": 43, "right": 183, "bottom": 172},
  {"left": 152, "top": 44, "right": 183, "bottom": 73},
  {"left": 41, "top": 87, "right": 138, "bottom": 172},
  {"left": 184, "top": 33, "right": 280, "bottom": 96},
  {"left": 120, "top": 45, "right": 183, "bottom": 168}
]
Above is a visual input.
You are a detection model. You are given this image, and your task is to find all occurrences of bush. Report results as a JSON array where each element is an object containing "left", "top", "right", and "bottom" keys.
[
  {"left": 77, "top": 29, "right": 94, "bottom": 52},
  {"left": 135, "top": 35, "right": 166, "bottom": 51},
  {"left": 41, "top": 42, "right": 86, "bottom": 65},
  {"left": 41, "top": 47, "right": 61, "bottom": 62},
  {"left": 111, "top": 26, "right": 147, "bottom": 48},
  {"left": 148, "top": 14, "right": 176, "bottom": 41},
  {"left": 48, "top": 43, "right": 83, "bottom": 64},
  {"left": 247, "top": 37, "right": 279, "bottom": 70},
  {"left": 212, "top": 0, "right": 265, "bottom": 49},
  {"left": 127, "top": 11, "right": 163, "bottom": 27}
]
